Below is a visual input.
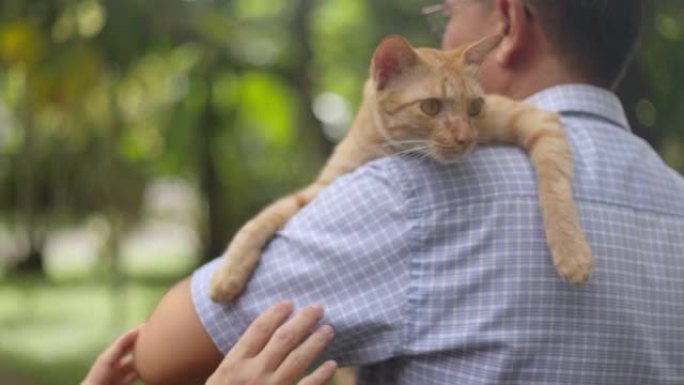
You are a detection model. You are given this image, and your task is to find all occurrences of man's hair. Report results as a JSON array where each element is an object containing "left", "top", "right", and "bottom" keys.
[{"left": 526, "top": 0, "right": 643, "bottom": 88}]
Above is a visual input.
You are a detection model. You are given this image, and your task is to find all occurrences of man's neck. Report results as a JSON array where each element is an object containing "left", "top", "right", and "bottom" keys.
[
  {"left": 514, "top": 59, "right": 590, "bottom": 99},
  {"left": 487, "top": 55, "right": 591, "bottom": 100},
  {"left": 478, "top": 27, "right": 597, "bottom": 101}
]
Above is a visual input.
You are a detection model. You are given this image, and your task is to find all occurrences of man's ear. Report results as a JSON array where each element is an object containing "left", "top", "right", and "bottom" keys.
[
  {"left": 494, "top": 0, "right": 529, "bottom": 65},
  {"left": 371, "top": 35, "right": 418, "bottom": 91},
  {"left": 463, "top": 35, "right": 504, "bottom": 68}
]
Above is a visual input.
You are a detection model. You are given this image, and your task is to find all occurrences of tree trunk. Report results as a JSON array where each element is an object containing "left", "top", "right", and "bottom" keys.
[
  {"left": 289, "top": 0, "right": 332, "bottom": 161},
  {"left": 197, "top": 74, "right": 227, "bottom": 263},
  {"left": 15, "top": 75, "right": 44, "bottom": 275}
]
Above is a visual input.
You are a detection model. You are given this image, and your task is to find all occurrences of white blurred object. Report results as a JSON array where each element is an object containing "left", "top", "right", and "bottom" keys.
[
  {"left": 44, "top": 222, "right": 106, "bottom": 278},
  {"left": 313, "top": 92, "right": 351, "bottom": 142}
]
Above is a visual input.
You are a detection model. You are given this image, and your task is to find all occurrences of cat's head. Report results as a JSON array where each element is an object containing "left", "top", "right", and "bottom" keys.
[{"left": 370, "top": 34, "right": 502, "bottom": 163}]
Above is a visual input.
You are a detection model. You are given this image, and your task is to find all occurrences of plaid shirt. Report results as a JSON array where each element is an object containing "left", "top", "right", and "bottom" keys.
[{"left": 192, "top": 84, "right": 684, "bottom": 384}]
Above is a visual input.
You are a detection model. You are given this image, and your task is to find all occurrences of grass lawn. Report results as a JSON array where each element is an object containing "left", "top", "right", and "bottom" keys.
[
  {"left": 0, "top": 274, "right": 179, "bottom": 385},
  {"left": 0, "top": 243, "right": 346, "bottom": 385}
]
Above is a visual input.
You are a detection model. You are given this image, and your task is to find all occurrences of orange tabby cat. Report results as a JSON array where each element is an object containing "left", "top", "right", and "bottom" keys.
[{"left": 209, "top": 35, "right": 593, "bottom": 302}]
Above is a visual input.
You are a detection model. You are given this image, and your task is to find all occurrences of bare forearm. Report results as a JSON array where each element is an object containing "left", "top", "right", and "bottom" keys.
[{"left": 133, "top": 278, "right": 223, "bottom": 385}]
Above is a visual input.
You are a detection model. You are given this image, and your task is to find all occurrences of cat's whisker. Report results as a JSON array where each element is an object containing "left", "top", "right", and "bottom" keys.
[
  {"left": 394, "top": 139, "right": 432, "bottom": 145},
  {"left": 396, "top": 143, "right": 429, "bottom": 151},
  {"left": 382, "top": 139, "right": 431, "bottom": 149},
  {"left": 395, "top": 145, "right": 431, "bottom": 157}
]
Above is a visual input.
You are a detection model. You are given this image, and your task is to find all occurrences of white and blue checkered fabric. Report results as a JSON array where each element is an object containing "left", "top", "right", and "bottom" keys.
[{"left": 192, "top": 84, "right": 684, "bottom": 384}]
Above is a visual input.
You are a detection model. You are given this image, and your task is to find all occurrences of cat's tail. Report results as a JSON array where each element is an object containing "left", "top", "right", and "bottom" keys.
[
  {"left": 482, "top": 95, "right": 593, "bottom": 285},
  {"left": 209, "top": 183, "right": 323, "bottom": 302}
]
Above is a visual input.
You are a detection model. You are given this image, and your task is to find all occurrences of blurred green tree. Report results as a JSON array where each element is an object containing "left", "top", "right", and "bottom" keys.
[{"left": 0, "top": 0, "right": 681, "bottom": 276}]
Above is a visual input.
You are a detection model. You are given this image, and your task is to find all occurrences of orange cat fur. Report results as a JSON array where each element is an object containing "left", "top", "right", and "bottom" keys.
[{"left": 209, "top": 35, "right": 593, "bottom": 302}]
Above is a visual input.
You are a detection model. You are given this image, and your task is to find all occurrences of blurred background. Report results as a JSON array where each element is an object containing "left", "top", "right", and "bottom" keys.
[{"left": 0, "top": 0, "right": 682, "bottom": 384}]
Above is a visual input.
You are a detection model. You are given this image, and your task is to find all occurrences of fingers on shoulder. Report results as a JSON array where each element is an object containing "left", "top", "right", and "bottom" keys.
[
  {"left": 227, "top": 301, "right": 294, "bottom": 361},
  {"left": 298, "top": 361, "right": 338, "bottom": 385}
]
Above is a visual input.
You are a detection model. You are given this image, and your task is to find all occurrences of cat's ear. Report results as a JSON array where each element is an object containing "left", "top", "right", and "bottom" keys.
[
  {"left": 372, "top": 35, "right": 418, "bottom": 91},
  {"left": 463, "top": 35, "right": 503, "bottom": 68}
]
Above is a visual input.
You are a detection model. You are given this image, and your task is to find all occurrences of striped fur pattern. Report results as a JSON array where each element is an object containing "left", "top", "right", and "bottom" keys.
[{"left": 209, "top": 35, "right": 592, "bottom": 302}]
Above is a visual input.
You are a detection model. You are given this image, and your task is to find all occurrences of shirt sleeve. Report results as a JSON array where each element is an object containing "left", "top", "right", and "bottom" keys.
[{"left": 191, "top": 158, "right": 414, "bottom": 366}]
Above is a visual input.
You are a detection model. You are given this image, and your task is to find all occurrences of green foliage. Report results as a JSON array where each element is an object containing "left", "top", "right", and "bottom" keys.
[{"left": 612, "top": 0, "right": 684, "bottom": 170}]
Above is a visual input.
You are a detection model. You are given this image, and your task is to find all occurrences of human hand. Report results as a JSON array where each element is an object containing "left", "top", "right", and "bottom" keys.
[
  {"left": 206, "top": 302, "right": 337, "bottom": 385},
  {"left": 81, "top": 326, "right": 140, "bottom": 385}
]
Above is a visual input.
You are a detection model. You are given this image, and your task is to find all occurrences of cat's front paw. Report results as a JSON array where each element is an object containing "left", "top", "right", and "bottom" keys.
[
  {"left": 209, "top": 267, "right": 246, "bottom": 302},
  {"left": 553, "top": 244, "right": 593, "bottom": 286}
]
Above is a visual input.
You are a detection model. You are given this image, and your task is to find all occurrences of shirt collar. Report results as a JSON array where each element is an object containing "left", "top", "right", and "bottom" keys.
[{"left": 525, "top": 84, "right": 630, "bottom": 131}]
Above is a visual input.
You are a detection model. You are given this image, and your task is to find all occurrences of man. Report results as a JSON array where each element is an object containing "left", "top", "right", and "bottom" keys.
[{"left": 134, "top": 0, "right": 684, "bottom": 384}]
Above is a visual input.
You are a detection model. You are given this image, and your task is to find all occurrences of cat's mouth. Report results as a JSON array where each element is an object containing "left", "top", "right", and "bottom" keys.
[{"left": 431, "top": 142, "right": 475, "bottom": 163}]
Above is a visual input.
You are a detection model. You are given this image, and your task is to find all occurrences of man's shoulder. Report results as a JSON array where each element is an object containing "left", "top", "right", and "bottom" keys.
[
  {"left": 364, "top": 147, "right": 538, "bottom": 205},
  {"left": 564, "top": 119, "right": 684, "bottom": 215}
]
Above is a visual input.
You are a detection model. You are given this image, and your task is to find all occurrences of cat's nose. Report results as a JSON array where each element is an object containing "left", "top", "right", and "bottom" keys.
[{"left": 455, "top": 132, "right": 470, "bottom": 146}]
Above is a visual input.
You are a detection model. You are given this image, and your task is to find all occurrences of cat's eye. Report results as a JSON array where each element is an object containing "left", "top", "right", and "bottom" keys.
[
  {"left": 468, "top": 97, "right": 484, "bottom": 117},
  {"left": 420, "top": 98, "right": 442, "bottom": 116}
]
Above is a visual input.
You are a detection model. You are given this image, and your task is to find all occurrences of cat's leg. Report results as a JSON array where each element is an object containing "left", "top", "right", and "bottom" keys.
[
  {"left": 210, "top": 120, "right": 386, "bottom": 302},
  {"left": 525, "top": 124, "right": 593, "bottom": 285},
  {"left": 479, "top": 95, "right": 593, "bottom": 285},
  {"left": 210, "top": 184, "right": 322, "bottom": 302}
]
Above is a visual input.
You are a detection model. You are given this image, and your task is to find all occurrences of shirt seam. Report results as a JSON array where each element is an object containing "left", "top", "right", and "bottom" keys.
[
  {"left": 428, "top": 192, "right": 684, "bottom": 219},
  {"left": 385, "top": 159, "right": 425, "bottom": 357}
]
